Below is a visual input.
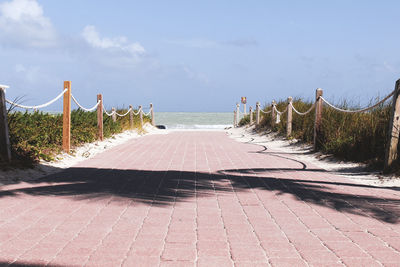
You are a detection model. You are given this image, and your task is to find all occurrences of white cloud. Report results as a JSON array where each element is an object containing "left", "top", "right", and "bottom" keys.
[
  {"left": 383, "top": 61, "right": 398, "bottom": 73},
  {"left": 82, "top": 25, "right": 145, "bottom": 57},
  {"left": 14, "top": 63, "right": 41, "bottom": 82},
  {"left": 166, "top": 38, "right": 218, "bottom": 48},
  {"left": 0, "top": 0, "right": 57, "bottom": 48},
  {"left": 182, "top": 65, "right": 209, "bottom": 84},
  {"left": 223, "top": 39, "right": 258, "bottom": 47},
  {"left": 166, "top": 38, "right": 258, "bottom": 48}
]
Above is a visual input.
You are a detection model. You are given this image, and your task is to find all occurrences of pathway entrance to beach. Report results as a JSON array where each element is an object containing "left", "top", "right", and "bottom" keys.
[{"left": 1, "top": 131, "right": 400, "bottom": 266}]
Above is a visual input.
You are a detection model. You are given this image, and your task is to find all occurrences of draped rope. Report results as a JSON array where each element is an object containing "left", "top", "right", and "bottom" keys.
[
  {"left": 71, "top": 94, "right": 100, "bottom": 112},
  {"left": 320, "top": 90, "right": 395, "bottom": 113},
  {"left": 115, "top": 108, "right": 132, "bottom": 117},
  {"left": 273, "top": 105, "right": 288, "bottom": 115},
  {"left": 6, "top": 89, "right": 67, "bottom": 109},
  {"left": 102, "top": 105, "right": 115, "bottom": 117},
  {"left": 260, "top": 108, "right": 272, "bottom": 114},
  {"left": 291, "top": 102, "right": 316, "bottom": 116}
]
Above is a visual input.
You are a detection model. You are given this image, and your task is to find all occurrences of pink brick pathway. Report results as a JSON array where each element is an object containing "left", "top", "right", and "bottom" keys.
[{"left": 1, "top": 131, "right": 400, "bottom": 266}]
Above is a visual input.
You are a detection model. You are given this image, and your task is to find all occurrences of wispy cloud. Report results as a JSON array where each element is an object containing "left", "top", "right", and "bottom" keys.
[
  {"left": 182, "top": 65, "right": 209, "bottom": 84},
  {"left": 165, "top": 38, "right": 218, "bottom": 48},
  {"left": 354, "top": 54, "right": 399, "bottom": 74},
  {"left": 82, "top": 25, "right": 145, "bottom": 57},
  {"left": 383, "top": 61, "right": 398, "bottom": 73},
  {"left": 0, "top": 0, "right": 57, "bottom": 48},
  {"left": 14, "top": 63, "right": 41, "bottom": 82},
  {"left": 223, "top": 39, "right": 258, "bottom": 47},
  {"left": 166, "top": 38, "right": 258, "bottom": 48}
]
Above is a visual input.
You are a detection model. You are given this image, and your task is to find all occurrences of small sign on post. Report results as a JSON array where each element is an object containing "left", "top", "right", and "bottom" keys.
[{"left": 241, "top": 97, "right": 247, "bottom": 114}]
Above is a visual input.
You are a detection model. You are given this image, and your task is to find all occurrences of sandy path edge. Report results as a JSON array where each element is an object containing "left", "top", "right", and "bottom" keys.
[
  {"left": 0, "top": 123, "right": 167, "bottom": 185},
  {"left": 227, "top": 125, "right": 400, "bottom": 188}
]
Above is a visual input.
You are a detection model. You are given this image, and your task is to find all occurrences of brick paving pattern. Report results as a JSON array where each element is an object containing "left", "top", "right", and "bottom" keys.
[{"left": 1, "top": 131, "right": 400, "bottom": 266}]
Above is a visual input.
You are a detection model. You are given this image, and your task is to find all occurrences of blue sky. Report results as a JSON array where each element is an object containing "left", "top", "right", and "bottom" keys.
[{"left": 1, "top": 0, "right": 399, "bottom": 112}]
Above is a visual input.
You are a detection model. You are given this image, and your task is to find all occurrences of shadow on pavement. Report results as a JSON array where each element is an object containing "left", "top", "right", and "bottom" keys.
[
  {"left": 0, "top": 166, "right": 400, "bottom": 224},
  {"left": 3, "top": 262, "right": 62, "bottom": 267}
]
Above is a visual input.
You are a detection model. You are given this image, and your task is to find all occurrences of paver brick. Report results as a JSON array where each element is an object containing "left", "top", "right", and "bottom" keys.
[{"left": 0, "top": 131, "right": 399, "bottom": 266}]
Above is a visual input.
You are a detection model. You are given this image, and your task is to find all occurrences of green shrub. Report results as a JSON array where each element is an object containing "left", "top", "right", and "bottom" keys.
[
  {"left": 249, "top": 98, "right": 392, "bottom": 168},
  {"left": 5, "top": 107, "right": 150, "bottom": 167},
  {"left": 238, "top": 114, "right": 250, "bottom": 126}
]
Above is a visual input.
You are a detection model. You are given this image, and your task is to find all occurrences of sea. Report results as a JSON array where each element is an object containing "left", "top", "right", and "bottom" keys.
[{"left": 154, "top": 112, "right": 234, "bottom": 130}]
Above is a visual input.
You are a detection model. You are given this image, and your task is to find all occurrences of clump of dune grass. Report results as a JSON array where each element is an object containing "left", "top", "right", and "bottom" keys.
[
  {"left": 242, "top": 97, "right": 392, "bottom": 169},
  {"left": 3, "top": 108, "right": 149, "bottom": 169}
]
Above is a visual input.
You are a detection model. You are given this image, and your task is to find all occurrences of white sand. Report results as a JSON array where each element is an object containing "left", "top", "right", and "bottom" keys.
[
  {"left": 227, "top": 125, "right": 400, "bottom": 188},
  {"left": 2, "top": 124, "right": 399, "bottom": 188},
  {"left": 0, "top": 123, "right": 166, "bottom": 185}
]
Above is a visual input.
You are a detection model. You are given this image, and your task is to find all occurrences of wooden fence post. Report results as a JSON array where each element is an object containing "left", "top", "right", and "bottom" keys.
[
  {"left": 112, "top": 108, "right": 116, "bottom": 122},
  {"left": 385, "top": 79, "right": 400, "bottom": 171},
  {"left": 97, "top": 94, "right": 103, "bottom": 141},
  {"left": 271, "top": 100, "right": 276, "bottom": 126},
  {"left": 236, "top": 103, "right": 240, "bottom": 125},
  {"left": 233, "top": 110, "right": 237, "bottom": 127},
  {"left": 256, "top": 102, "right": 260, "bottom": 125},
  {"left": 150, "top": 103, "right": 155, "bottom": 126},
  {"left": 62, "top": 81, "right": 71, "bottom": 153},
  {"left": 139, "top": 105, "right": 143, "bottom": 127},
  {"left": 129, "top": 105, "right": 133, "bottom": 129},
  {"left": 249, "top": 106, "right": 253, "bottom": 124},
  {"left": 0, "top": 85, "right": 11, "bottom": 162},
  {"left": 287, "top": 97, "right": 293, "bottom": 137},
  {"left": 313, "top": 88, "right": 323, "bottom": 151}
]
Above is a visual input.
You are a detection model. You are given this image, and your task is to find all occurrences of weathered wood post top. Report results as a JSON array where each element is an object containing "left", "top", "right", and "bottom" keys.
[
  {"left": 385, "top": 79, "right": 400, "bottom": 172},
  {"left": 313, "top": 88, "right": 323, "bottom": 151},
  {"left": 249, "top": 106, "right": 253, "bottom": 124},
  {"left": 62, "top": 81, "right": 72, "bottom": 153},
  {"left": 256, "top": 101, "right": 260, "bottom": 125},
  {"left": 287, "top": 96, "right": 293, "bottom": 137},
  {"left": 97, "top": 94, "right": 104, "bottom": 141},
  {"left": 150, "top": 103, "right": 155, "bottom": 126},
  {"left": 139, "top": 105, "right": 143, "bottom": 127},
  {"left": 0, "top": 84, "right": 11, "bottom": 162},
  {"left": 271, "top": 100, "right": 277, "bottom": 126}
]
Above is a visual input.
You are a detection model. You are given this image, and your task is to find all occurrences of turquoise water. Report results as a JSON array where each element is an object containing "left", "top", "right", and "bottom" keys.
[{"left": 154, "top": 112, "right": 234, "bottom": 129}]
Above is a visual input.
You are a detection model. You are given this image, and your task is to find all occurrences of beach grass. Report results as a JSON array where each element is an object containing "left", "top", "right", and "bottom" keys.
[
  {"left": 4, "top": 108, "right": 149, "bottom": 169},
  {"left": 241, "top": 98, "right": 392, "bottom": 169}
]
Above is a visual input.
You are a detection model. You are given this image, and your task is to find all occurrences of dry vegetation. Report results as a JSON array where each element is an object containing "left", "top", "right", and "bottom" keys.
[
  {"left": 3, "top": 108, "right": 149, "bottom": 169},
  {"left": 240, "top": 98, "right": 392, "bottom": 170}
]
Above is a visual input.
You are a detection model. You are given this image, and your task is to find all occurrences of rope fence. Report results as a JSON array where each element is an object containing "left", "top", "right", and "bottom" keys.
[
  {"left": 5, "top": 89, "right": 67, "bottom": 110},
  {"left": 233, "top": 79, "right": 400, "bottom": 171},
  {"left": 290, "top": 102, "right": 315, "bottom": 116},
  {"left": 71, "top": 94, "right": 101, "bottom": 112},
  {"left": 260, "top": 108, "right": 272, "bottom": 114},
  {"left": 0, "top": 81, "right": 156, "bottom": 161}
]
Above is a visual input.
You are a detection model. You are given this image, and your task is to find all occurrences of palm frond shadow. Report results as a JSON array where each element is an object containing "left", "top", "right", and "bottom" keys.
[{"left": 0, "top": 165, "right": 399, "bottom": 224}]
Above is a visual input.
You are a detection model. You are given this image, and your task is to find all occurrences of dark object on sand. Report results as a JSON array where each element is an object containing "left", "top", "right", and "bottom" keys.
[{"left": 156, "top": 125, "right": 166, "bottom": 129}]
